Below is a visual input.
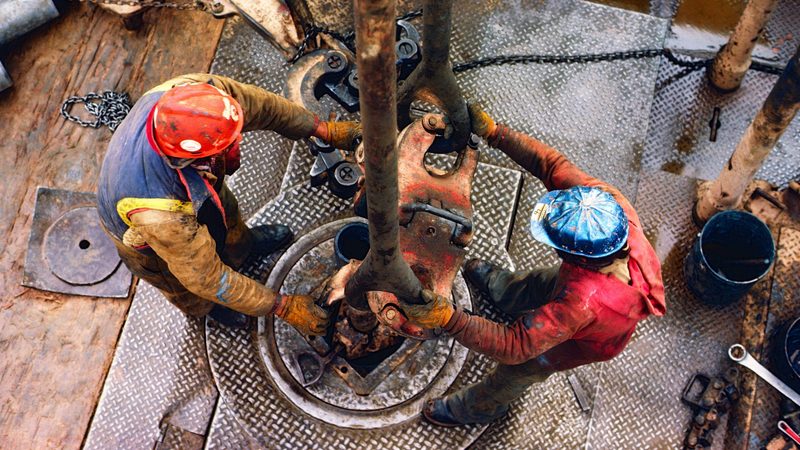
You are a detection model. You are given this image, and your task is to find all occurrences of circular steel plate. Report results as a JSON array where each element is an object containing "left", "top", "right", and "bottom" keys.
[{"left": 43, "top": 207, "right": 121, "bottom": 286}]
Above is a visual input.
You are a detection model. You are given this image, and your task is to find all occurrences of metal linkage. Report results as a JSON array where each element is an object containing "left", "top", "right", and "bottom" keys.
[
  {"left": 396, "top": 0, "right": 469, "bottom": 153},
  {"left": 453, "top": 48, "right": 783, "bottom": 75},
  {"left": 61, "top": 91, "right": 133, "bottom": 131},
  {"left": 345, "top": 0, "right": 422, "bottom": 312},
  {"left": 289, "top": 8, "right": 423, "bottom": 64}
]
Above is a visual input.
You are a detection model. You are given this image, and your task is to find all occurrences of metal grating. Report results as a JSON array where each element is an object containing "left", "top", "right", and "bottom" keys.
[
  {"left": 209, "top": 17, "right": 300, "bottom": 219},
  {"left": 587, "top": 170, "right": 744, "bottom": 449},
  {"left": 641, "top": 57, "right": 800, "bottom": 189},
  {"left": 84, "top": 284, "right": 218, "bottom": 449},
  {"left": 449, "top": 0, "right": 667, "bottom": 273}
]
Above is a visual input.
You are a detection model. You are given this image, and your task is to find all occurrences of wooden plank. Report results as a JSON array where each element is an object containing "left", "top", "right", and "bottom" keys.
[{"left": 0, "top": 4, "right": 224, "bottom": 449}]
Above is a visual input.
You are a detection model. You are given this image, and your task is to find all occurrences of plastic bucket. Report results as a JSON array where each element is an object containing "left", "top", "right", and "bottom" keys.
[
  {"left": 334, "top": 222, "right": 370, "bottom": 267},
  {"left": 684, "top": 210, "right": 775, "bottom": 305}
]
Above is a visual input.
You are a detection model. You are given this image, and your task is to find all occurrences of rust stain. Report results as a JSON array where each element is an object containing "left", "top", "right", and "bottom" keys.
[
  {"left": 661, "top": 160, "right": 686, "bottom": 175},
  {"left": 586, "top": 0, "right": 649, "bottom": 14}
]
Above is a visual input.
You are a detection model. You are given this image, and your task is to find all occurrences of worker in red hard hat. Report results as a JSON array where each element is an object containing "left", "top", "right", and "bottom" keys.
[
  {"left": 97, "top": 73, "right": 361, "bottom": 333},
  {"left": 397, "top": 103, "right": 666, "bottom": 426}
]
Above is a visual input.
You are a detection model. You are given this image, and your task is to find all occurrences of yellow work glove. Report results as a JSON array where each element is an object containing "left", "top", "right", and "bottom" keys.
[
  {"left": 314, "top": 120, "right": 362, "bottom": 151},
  {"left": 401, "top": 289, "right": 455, "bottom": 329},
  {"left": 274, "top": 294, "right": 331, "bottom": 336},
  {"left": 467, "top": 102, "right": 498, "bottom": 141}
]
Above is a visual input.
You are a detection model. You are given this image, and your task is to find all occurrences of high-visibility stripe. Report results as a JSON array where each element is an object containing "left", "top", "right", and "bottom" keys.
[{"left": 116, "top": 197, "right": 194, "bottom": 226}]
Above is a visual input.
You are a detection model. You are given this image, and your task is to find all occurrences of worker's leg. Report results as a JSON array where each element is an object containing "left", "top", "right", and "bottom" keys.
[
  {"left": 114, "top": 240, "right": 214, "bottom": 316},
  {"left": 427, "top": 357, "right": 555, "bottom": 425},
  {"left": 486, "top": 265, "right": 561, "bottom": 316},
  {"left": 218, "top": 183, "right": 254, "bottom": 269},
  {"left": 218, "top": 182, "right": 292, "bottom": 269}
]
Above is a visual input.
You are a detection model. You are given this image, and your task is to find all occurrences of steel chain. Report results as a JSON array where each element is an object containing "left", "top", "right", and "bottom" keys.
[
  {"left": 74, "top": 0, "right": 204, "bottom": 10},
  {"left": 61, "top": 91, "right": 133, "bottom": 131}
]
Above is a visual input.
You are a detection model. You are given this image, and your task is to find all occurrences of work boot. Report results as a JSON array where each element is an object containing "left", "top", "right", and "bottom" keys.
[
  {"left": 249, "top": 224, "right": 293, "bottom": 255},
  {"left": 422, "top": 397, "right": 509, "bottom": 427},
  {"left": 463, "top": 258, "right": 501, "bottom": 297},
  {"left": 422, "top": 398, "right": 464, "bottom": 427},
  {"left": 208, "top": 304, "right": 250, "bottom": 329}
]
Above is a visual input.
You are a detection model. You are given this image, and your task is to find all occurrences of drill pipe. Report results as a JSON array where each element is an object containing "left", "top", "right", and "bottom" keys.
[
  {"left": 696, "top": 43, "right": 800, "bottom": 222},
  {"left": 345, "top": 0, "right": 422, "bottom": 311}
]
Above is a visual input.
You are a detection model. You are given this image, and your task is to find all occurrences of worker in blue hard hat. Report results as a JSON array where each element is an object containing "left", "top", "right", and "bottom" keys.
[{"left": 397, "top": 103, "right": 666, "bottom": 426}]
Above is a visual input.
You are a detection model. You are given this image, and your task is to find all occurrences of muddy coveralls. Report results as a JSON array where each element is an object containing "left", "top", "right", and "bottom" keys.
[
  {"left": 439, "top": 125, "right": 667, "bottom": 423},
  {"left": 97, "top": 74, "right": 319, "bottom": 318}
]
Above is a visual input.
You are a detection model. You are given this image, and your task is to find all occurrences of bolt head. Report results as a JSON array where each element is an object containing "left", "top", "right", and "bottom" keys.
[{"left": 327, "top": 54, "right": 343, "bottom": 69}]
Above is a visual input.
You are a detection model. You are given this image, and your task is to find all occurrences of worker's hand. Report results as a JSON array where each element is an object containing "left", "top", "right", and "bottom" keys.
[
  {"left": 314, "top": 120, "right": 362, "bottom": 151},
  {"left": 325, "top": 259, "right": 362, "bottom": 306},
  {"left": 400, "top": 289, "right": 455, "bottom": 329},
  {"left": 274, "top": 294, "right": 330, "bottom": 336},
  {"left": 467, "top": 102, "right": 498, "bottom": 141}
]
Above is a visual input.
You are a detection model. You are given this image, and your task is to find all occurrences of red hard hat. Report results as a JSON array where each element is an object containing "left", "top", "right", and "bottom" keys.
[{"left": 152, "top": 83, "right": 244, "bottom": 159}]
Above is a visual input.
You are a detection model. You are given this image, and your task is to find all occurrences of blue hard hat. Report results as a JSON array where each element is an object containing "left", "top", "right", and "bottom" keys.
[{"left": 529, "top": 186, "right": 628, "bottom": 258}]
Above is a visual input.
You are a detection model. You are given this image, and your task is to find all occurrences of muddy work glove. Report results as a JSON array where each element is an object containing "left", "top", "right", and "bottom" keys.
[
  {"left": 274, "top": 294, "right": 331, "bottom": 336},
  {"left": 313, "top": 120, "right": 362, "bottom": 151},
  {"left": 467, "top": 102, "right": 498, "bottom": 141},
  {"left": 400, "top": 289, "right": 455, "bottom": 329}
]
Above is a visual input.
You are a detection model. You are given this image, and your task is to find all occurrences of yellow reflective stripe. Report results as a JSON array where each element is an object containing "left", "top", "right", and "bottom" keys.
[{"left": 116, "top": 197, "right": 194, "bottom": 226}]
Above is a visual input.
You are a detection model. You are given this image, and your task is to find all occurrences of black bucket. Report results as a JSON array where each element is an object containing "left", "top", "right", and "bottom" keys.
[
  {"left": 772, "top": 317, "right": 800, "bottom": 392},
  {"left": 334, "top": 222, "right": 370, "bottom": 267},
  {"left": 684, "top": 210, "right": 775, "bottom": 305}
]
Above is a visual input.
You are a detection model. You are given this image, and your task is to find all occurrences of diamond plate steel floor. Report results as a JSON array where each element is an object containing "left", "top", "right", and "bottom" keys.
[{"left": 85, "top": 0, "right": 800, "bottom": 448}]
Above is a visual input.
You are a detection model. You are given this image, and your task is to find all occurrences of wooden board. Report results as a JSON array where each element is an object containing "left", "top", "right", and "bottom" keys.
[{"left": 0, "top": 4, "right": 223, "bottom": 449}]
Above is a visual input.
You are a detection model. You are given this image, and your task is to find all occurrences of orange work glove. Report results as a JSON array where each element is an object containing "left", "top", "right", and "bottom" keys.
[
  {"left": 400, "top": 289, "right": 455, "bottom": 329},
  {"left": 313, "top": 120, "right": 362, "bottom": 151},
  {"left": 274, "top": 294, "right": 330, "bottom": 336},
  {"left": 467, "top": 102, "right": 498, "bottom": 141}
]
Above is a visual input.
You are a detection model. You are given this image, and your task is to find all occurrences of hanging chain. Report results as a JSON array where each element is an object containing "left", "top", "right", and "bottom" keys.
[
  {"left": 74, "top": 0, "right": 206, "bottom": 10},
  {"left": 61, "top": 91, "right": 133, "bottom": 131},
  {"left": 452, "top": 48, "right": 786, "bottom": 75},
  {"left": 75, "top": 0, "right": 243, "bottom": 12}
]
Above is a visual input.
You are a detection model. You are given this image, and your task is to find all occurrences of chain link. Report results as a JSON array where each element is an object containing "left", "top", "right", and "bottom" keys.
[
  {"left": 75, "top": 0, "right": 204, "bottom": 10},
  {"left": 452, "top": 48, "right": 785, "bottom": 75},
  {"left": 61, "top": 91, "right": 133, "bottom": 131},
  {"left": 454, "top": 49, "right": 695, "bottom": 73}
]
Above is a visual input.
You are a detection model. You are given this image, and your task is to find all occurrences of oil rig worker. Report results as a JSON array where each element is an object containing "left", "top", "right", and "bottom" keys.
[
  {"left": 401, "top": 103, "right": 666, "bottom": 426},
  {"left": 97, "top": 73, "right": 360, "bottom": 333}
]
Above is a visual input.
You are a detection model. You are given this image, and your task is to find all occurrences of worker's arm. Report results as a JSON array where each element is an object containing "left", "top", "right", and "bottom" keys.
[
  {"left": 130, "top": 209, "right": 328, "bottom": 334},
  {"left": 402, "top": 289, "right": 594, "bottom": 366},
  {"left": 148, "top": 73, "right": 360, "bottom": 148},
  {"left": 470, "top": 103, "right": 613, "bottom": 191},
  {"left": 443, "top": 295, "right": 595, "bottom": 366}
]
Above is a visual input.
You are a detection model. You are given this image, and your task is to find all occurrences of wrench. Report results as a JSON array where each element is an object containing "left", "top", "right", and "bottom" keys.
[{"left": 728, "top": 344, "right": 800, "bottom": 406}]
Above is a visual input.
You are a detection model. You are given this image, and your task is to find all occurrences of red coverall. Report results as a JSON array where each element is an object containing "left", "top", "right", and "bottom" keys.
[{"left": 440, "top": 125, "right": 666, "bottom": 423}]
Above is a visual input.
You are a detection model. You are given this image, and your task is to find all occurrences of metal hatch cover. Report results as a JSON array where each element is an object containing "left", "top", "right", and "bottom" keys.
[{"left": 22, "top": 186, "right": 132, "bottom": 298}]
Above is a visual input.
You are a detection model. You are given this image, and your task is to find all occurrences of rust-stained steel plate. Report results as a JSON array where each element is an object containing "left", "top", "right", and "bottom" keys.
[
  {"left": 43, "top": 206, "right": 121, "bottom": 286},
  {"left": 22, "top": 186, "right": 132, "bottom": 298}
]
